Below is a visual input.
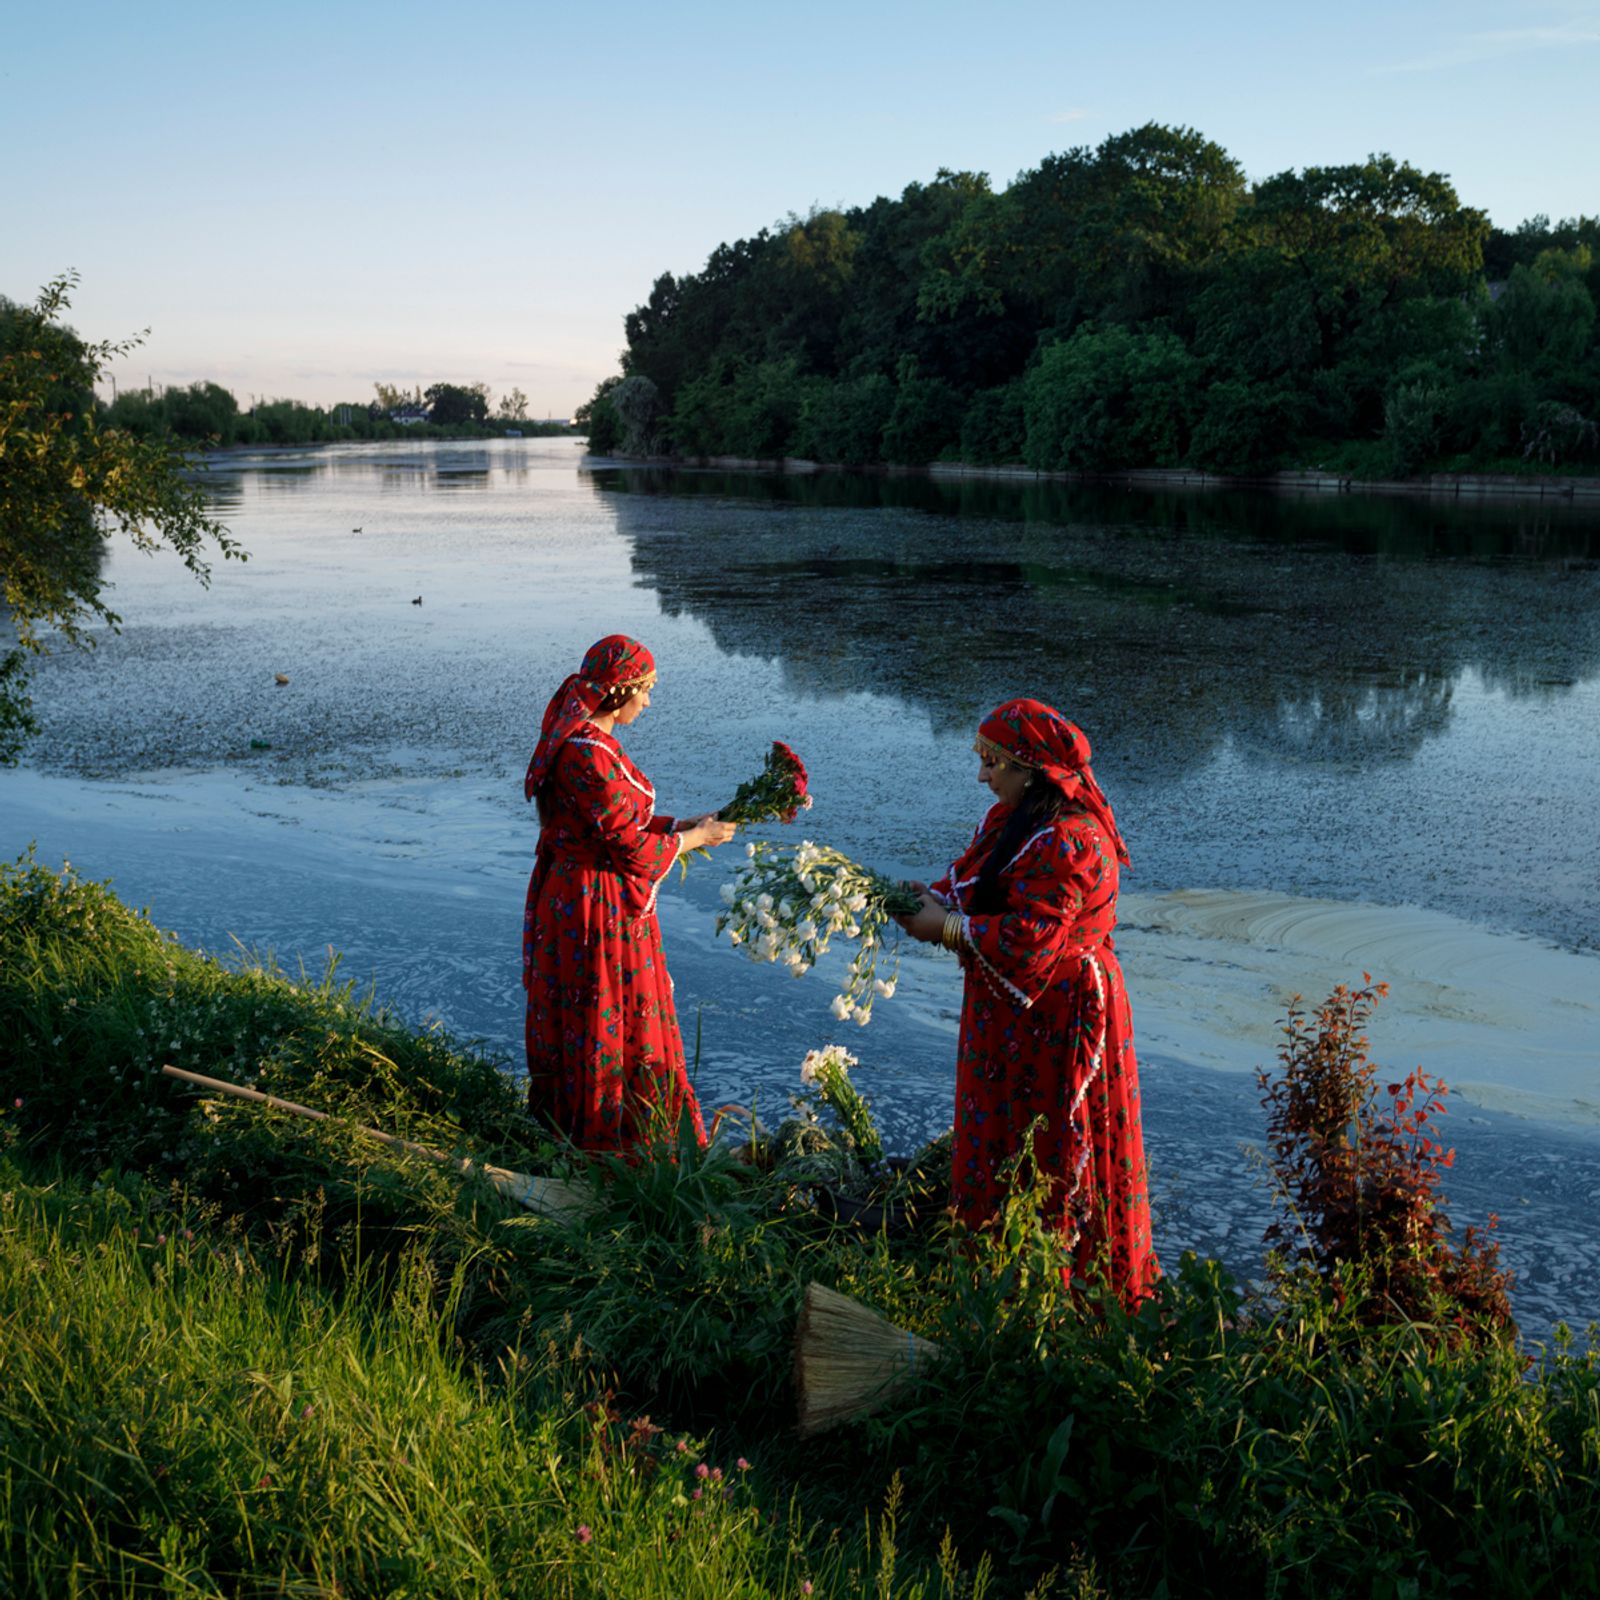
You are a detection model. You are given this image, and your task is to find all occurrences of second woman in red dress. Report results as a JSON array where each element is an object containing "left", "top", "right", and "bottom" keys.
[{"left": 897, "top": 698, "right": 1160, "bottom": 1306}]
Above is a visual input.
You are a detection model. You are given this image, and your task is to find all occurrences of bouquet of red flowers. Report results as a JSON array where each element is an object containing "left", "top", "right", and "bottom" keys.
[
  {"left": 681, "top": 742, "right": 810, "bottom": 873},
  {"left": 718, "top": 740, "right": 811, "bottom": 826}
]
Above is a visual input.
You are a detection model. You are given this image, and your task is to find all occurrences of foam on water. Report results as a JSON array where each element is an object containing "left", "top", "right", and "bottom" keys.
[{"left": 1114, "top": 889, "right": 1600, "bottom": 1123}]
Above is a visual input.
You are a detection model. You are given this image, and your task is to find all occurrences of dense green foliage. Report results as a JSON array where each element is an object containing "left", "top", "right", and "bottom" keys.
[
  {"left": 5, "top": 851, "right": 1600, "bottom": 1596},
  {"left": 0, "top": 277, "right": 242, "bottom": 763},
  {"left": 588, "top": 127, "right": 1600, "bottom": 478}
]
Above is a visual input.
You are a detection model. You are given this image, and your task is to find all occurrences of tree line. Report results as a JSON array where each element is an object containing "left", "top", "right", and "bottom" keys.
[
  {"left": 581, "top": 125, "right": 1600, "bottom": 478},
  {"left": 100, "top": 378, "right": 577, "bottom": 447}
]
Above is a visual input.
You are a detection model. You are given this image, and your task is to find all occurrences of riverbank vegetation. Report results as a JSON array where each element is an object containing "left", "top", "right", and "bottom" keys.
[
  {"left": 583, "top": 125, "right": 1600, "bottom": 480},
  {"left": 99, "top": 378, "right": 580, "bottom": 448},
  {"left": 0, "top": 277, "right": 241, "bottom": 764},
  {"left": 4, "top": 849, "right": 1600, "bottom": 1596}
]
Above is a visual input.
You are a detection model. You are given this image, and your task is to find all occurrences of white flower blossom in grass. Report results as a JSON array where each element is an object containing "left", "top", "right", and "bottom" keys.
[
  {"left": 874, "top": 978, "right": 896, "bottom": 998},
  {"left": 831, "top": 994, "right": 852, "bottom": 1020},
  {"left": 796, "top": 1044, "right": 880, "bottom": 1161}
]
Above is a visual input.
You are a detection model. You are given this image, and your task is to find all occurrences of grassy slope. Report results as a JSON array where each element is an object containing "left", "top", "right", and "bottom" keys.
[{"left": 4, "top": 850, "right": 1600, "bottom": 1598}]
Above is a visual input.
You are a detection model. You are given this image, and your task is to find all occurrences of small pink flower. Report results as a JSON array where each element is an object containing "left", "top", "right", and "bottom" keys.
[
  {"left": 12, "top": 1098, "right": 21, "bottom": 1108},
  {"left": 183, "top": 1230, "right": 194, "bottom": 1241},
  {"left": 711, "top": 1467, "right": 722, "bottom": 1481},
  {"left": 675, "top": 1438, "right": 689, "bottom": 1453},
  {"left": 257, "top": 1474, "right": 272, "bottom": 1489},
  {"left": 691, "top": 1488, "right": 703, "bottom": 1501},
  {"left": 300, "top": 1404, "right": 314, "bottom": 1421},
  {"left": 575, "top": 1525, "right": 592, "bottom": 1544},
  {"left": 694, "top": 1462, "right": 710, "bottom": 1480},
  {"left": 801, "top": 1584, "right": 814, "bottom": 1596},
  {"left": 737, "top": 1457, "right": 751, "bottom": 1471},
  {"left": 156, "top": 1234, "right": 167, "bottom": 1246}
]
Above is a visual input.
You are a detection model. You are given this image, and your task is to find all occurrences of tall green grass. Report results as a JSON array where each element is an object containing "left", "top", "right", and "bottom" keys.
[
  {"left": 0, "top": 1156, "right": 983, "bottom": 1597},
  {"left": 6, "top": 849, "right": 1600, "bottom": 1597}
]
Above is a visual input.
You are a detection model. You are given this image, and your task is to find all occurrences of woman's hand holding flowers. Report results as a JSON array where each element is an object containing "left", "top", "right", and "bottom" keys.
[
  {"left": 895, "top": 891, "right": 949, "bottom": 944},
  {"left": 682, "top": 815, "right": 738, "bottom": 852}
]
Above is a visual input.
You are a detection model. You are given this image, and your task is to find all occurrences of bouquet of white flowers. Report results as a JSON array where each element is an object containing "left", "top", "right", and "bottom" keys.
[{"left": 715, "top": 840, "right": 921, "bottom": 1026}]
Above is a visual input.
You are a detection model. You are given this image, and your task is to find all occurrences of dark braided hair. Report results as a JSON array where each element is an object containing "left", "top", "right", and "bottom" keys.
[{"left": 969, "top": 777, "right": 1074, "bottom": 915}]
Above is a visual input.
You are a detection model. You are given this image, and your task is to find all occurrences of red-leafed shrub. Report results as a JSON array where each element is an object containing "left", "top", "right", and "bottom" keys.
[{"left": 1258, "top": 977, "right": 1514, "bottom": 1344}]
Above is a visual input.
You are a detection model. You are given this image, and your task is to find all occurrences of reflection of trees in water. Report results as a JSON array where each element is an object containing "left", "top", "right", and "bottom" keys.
[
  {"left": 199, "top": 446, "right": 510, "bottom": 503},
  {"left": 593, "top": 463, "right": 1600, "bottom": 561},
  {"left": 1251, "top": 673, "right": 1458, "bottom": 765},
  {"left": 595, "top": 466, "right": 1600, "bottom": 775}
]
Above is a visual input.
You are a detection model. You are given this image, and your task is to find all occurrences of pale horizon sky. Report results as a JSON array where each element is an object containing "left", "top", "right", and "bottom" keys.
[{"left": 5, "top": 0, "right": 1597, "bottom": 415}]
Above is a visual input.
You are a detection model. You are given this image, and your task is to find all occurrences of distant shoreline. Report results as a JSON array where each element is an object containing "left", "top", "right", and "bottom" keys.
[
  {"left": 589, "top": 452, "right": 1600, "bottom": 505},
  {"left": 186, "top": 433, "right": 584, "bottom": 464}
]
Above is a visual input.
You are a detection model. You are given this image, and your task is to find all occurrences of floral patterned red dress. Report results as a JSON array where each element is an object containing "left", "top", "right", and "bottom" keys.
[
  {"left": 522, "top": 725, "right": 705, "bottom": 1151},
  {"left": 931, "top": 801, "right": 1159, "bottom": 1304}
]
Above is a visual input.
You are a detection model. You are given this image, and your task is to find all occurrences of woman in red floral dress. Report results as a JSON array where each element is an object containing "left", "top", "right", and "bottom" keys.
[
  {"left": 898, "top": 699, "right": 1159, "bottom": 1305},
  {"left": 522, "top": 636, "right": 736, "bottom": 1151}
]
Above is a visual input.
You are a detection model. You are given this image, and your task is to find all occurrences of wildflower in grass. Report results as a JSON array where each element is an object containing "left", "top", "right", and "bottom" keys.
[
  {"left": 716, "top": 840, "right": 918, "bottom": 1023},
  {"left": 737, "top": 1457, "right": 751, "bottom": 1471},
  {"left": 795, "top": 1044, "right": 885, "bottom": 1165},
  {"left": 695, "top": 1462, "right": 710, "bottom": 1479},
  {"left": 692, "top": 1487, "right": 703, "bottom": 1501},
  {"left": 802, "top": 1583, "right": 814, "bottom": 1595},
  {"left": 575, "top": 1524, "right": 592, "bottom": 1544}
]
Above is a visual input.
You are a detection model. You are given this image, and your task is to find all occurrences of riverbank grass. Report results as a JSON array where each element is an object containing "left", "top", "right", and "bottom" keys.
[{"left": 6, "top": 850, "right": 1600, "bottom": 1597}]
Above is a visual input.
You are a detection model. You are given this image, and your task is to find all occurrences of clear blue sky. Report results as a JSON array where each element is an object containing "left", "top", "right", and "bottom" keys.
[{"left": 4, "top": 0, "right": 1596, "bottom": 414}]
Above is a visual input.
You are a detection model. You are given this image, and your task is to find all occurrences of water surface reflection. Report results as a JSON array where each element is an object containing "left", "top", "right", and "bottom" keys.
[{"left": 597, "top": 463, "right": 1600, "bottom": 949}]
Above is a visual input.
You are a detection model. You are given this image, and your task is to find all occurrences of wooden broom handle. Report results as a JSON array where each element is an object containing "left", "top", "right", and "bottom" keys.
[{"left": 160, "top": 1063, "right": 456, "bottom": 1169}]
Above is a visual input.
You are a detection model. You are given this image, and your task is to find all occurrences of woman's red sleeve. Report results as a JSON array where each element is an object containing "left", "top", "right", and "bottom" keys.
[
  {"left": 557, "top": 742, "right": 681, "bottom": 886},
  {"left": 961, "top": 822, "right": 1109, "bottom": 1007}
]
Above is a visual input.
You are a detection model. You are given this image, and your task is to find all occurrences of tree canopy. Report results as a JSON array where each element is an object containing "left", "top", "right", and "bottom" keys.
[
  {"left": 0, "top": 276, "right": 242, "bottom": 760},
  {"left": 584, "top": 125, "right": 1600, "bottom": 479}
]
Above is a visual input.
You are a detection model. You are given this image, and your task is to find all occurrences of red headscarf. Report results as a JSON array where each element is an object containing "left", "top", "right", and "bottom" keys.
[
  {"left": 976, "top": 698, "right": 1130, "bottom": 866},
  {"left": 524, "top": 635, "right": 657, "bottom": 800}
]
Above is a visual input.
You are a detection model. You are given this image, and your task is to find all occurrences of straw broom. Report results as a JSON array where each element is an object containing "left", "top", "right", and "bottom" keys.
[
  {"left": 794, "top": 1281, "right": 942, "bottom": 1437},
  {"left": 160, "top": 1064, "right": 594, "bottom": 1224}
]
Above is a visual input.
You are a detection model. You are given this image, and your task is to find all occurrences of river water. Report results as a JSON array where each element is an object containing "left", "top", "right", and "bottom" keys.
[{"left": 6, "top": 438, "right": 1599, "bottom": 1339}]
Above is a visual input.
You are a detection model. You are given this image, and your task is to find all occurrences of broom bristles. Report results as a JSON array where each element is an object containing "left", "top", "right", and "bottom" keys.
[
  {"left": 486, "top": 1167, "right": 595, "bottom": 1224},
  {"left": 794, "top": 1282, "right": 941, "bottom": 1437}
]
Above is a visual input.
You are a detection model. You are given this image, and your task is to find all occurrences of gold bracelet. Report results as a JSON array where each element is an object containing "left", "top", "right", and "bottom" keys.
[{"left": 941, "top": 911, "right": 966, "bottom": 952}]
